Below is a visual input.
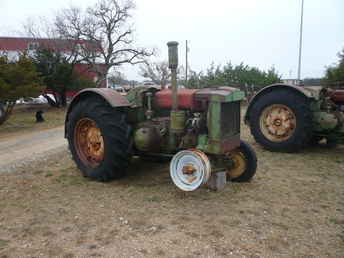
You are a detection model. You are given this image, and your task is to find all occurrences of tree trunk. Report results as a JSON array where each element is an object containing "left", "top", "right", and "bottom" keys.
[
  {"left": 60, "top": 90, "right": 67, "bottom": 107},
  {"left": 0, "top": 102, "right": 15, "bottom": 126}
]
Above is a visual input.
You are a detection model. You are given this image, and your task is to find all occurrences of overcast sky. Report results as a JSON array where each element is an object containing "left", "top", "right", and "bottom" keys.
[{"left": 0, "top": 0, "right": 343, "bottom": 80}]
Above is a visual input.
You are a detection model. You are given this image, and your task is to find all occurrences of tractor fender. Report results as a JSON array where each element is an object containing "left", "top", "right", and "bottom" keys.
[
  {"left": 244, "top": 83, "right": 316, "bottom": 125},
  {"left": 65, "top": 88, "right": 130, "bottom": 137}
]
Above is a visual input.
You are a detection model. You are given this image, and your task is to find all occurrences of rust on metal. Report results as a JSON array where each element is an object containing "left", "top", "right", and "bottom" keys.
[
  {"left": 74, "top": 88, "right": 130, "bottom": 107},
  {"left": 186, "top": 176, "right": 197, "bottom": 183},
  {"left": 259, "top": 104, "right": 296, "bottom": 142},
  {"left": 182, "top": 164, "right": 197, "bottom": 175},
  {"left": 170, "top": 149, "right": 211, "bottom": 191},
  {"left": 65, "top": 88, "right": 130, "bottom": 138},
  {"left": 74, "top": 118, "right": 104, "bottom": 168},
  {"left": 328, "top": 89, "right": 344, "bottom": 103}
]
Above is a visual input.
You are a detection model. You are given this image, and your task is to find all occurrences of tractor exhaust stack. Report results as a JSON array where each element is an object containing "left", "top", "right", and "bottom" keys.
[
  {"left": 167, "top": 41, "right": 179, "bottom": 111},
  {"left": 167, "top": 41, "right": 183, "bottom": 150}
]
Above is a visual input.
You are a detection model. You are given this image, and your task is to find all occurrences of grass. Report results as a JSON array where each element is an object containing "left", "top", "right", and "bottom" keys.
[
  {"left": 0, "top": 107, "right": 343, "bottom": 257},
  {"left": 0, "top": 104, "right": 66, "bottom": 136},
  {"left": 1, "top": 143, "right": 342, "bottom": 257}
]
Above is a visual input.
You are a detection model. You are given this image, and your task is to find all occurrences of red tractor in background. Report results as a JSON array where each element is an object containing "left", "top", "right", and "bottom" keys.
[{"left": 245, "top": 84, "right": 344, "bottom": 152}]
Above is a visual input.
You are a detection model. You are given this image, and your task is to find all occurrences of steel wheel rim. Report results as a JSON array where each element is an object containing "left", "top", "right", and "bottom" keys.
[
  {"left": 227, "top": 151, "right": 247, "bottom": 179},
  {"left": 260, "top": 104, "right": 296, "bottom": 142},
  {"left": 74, "top": 118, "right": 104, "bottom": 168},
  {"left": 170, "top": 150, "right": 211, "bottom": 191}
]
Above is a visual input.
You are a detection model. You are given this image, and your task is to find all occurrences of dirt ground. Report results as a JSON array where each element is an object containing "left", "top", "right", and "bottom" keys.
[
  {"left": 0, "top": 124, "right": 343, "bottom": 257},
  {"left": 0, "top": 126, "right": 65, "bottom": 173}
]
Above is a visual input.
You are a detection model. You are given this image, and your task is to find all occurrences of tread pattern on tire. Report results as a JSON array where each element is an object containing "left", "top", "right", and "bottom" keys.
[
  {"left": 249, "top": 89, "right": 313, "bottom": 153},
  {"left": 230, "top": 140, "right": 257, "bottom": 182},
  {"left": 67, "top": 95, "right": 131, "bottom": 182}
]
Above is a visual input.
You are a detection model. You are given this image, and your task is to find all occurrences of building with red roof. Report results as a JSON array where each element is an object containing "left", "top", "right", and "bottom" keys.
[{"left": 0, "top": 37, "right": 107, "bottom": 87}]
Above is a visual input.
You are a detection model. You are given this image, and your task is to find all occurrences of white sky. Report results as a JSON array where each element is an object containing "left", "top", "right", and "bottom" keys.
[{"left": 0, "top": 0, "right": 343, "bottom": 80}]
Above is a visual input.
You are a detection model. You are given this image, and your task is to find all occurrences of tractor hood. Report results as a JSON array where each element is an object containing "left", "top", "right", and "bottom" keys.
[
  {"left": 155, "top": 86, "right": 244, "bottom": 111},
  {"left": 194, "top": 86, "right": 245, "bottom": 103}
]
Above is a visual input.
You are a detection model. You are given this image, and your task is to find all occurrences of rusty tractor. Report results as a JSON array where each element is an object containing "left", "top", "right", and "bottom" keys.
[
  {"left": 65, "top": 41, "right": 257, "bottom": 191},
  {"left": 245, "top": 84, "right": 344, "bottom": 152}
]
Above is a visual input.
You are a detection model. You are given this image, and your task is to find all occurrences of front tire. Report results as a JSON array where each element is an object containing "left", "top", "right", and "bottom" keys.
[
  {"left": 66, "top": 95, "right": 132, "bottom": 182},
  {"left": 249, "top": 89, "right": 313, "bottom": 152},
  {"left": 227, "top": 140, "right": 257, "bottom": 182}
]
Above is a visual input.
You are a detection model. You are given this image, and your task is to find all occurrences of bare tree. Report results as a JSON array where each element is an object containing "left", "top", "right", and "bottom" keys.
[
  {"left": 54, "top": 0, "right": 154, "bottom": 86},
  {"left": 139, "top": 61, "right": 171, "bottom": 89},
  {"left": 108, "top": 70, "right": 127, "bottom": 87},
  {"left": 22, "top": 17, "right": 85, "bottom": 65}
]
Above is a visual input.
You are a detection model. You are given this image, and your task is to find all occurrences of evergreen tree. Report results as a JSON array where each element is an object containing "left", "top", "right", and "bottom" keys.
[{"left": 323, "top": 48, "right": 344, "bottom": 88}]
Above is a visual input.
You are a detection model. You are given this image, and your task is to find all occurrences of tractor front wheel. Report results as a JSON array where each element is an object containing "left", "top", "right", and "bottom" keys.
[
  {"left": 226, "top": 140, "right": 257, "bottom": 182},
  {"left": 66, "top": 95, "right": 132, "bottom": 182}
]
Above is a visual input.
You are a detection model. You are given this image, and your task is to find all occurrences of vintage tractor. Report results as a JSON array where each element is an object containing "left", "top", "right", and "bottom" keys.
[
  {"left": 65, "top": 41, "right": 257, "bottom": 191},
  {"left": 245, "top": 84, "right": 344, "bottom": 152}
]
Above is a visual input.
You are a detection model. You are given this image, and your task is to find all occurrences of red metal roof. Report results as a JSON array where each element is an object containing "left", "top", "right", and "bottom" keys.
[{"left": 0, "top": 37, "right": 100, "bottom": 52}]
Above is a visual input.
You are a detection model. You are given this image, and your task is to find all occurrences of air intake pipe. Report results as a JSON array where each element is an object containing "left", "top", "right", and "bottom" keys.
[
  {"left": 167, "top": 41, "right": 185, "bottom": 150},
  {"left": 167, "top": 41, "right": 179, "bottom": 111}
]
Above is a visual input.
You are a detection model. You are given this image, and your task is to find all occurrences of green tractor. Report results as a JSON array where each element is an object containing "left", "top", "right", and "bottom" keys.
[
  {"left": 65, "top": 41, "right": 257, "bottom": 191},
  {"left": 245, "top": 84, "right": 344, "bottom": 152}
]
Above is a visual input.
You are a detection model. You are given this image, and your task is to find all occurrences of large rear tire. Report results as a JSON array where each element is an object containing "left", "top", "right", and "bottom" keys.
[
  {"left": 66, "top": 95, "right": 132, "bottom": 182},
  {"left": 248, "top": 89, "right": 313, "bottom": 152}
]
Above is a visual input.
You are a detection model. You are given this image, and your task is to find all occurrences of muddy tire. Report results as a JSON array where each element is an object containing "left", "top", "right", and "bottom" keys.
[
  {"left": 66, "top": 95, "right": 132, "bottom": 182},
  {"left": 249, "top": 89, "right": 313, "bottom": 152},
  {"left": 227, "top": 140, "right": 257, "bottom": 182}
]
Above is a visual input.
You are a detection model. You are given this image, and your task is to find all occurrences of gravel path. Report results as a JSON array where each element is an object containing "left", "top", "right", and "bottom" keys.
[{"left": 0, "top": 126, "right": 67, "bottom": 173}]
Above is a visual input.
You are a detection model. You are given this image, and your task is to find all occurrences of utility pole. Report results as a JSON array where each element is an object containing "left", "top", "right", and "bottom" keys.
[
  {"left": 297, "top": 0, "right": 305, "bottom": 85},
  {"left": 185, "top": 40, "right": 188, "bottom": 86}
]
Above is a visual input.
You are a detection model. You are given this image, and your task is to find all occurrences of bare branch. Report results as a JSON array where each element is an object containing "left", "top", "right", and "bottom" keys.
[
  {"left": 22, "top": 0, "right": 153, "bottom": 86},
  {"left": 139, "top": 61, "right": 171, "bottom": 88}
]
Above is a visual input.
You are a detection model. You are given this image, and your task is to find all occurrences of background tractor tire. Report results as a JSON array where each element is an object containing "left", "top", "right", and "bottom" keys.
[
  {"left": 67, "top": 95, "right": 132, "bottom": 182},
  {"left": 249, "top": 89, "right": 313, "bottom": 152},
  {"left": 227, "top": 140, "right": 257, "bottom": 182}
]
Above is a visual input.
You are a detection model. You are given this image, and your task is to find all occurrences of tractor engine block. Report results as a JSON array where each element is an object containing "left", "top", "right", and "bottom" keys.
[{"left": 133, "top": 118, "right": 170, "bottom": 152}]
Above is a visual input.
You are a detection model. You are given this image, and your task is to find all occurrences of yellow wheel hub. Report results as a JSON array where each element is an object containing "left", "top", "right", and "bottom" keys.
[
  {"left": 260, "top": 104, "right": 296, "bottom": 142},
  {"left": 74, "top": 118, "right": 104, "bottom": 168},
  {"left": 227, "top": 151, "right": 247, "bottom": 179}
]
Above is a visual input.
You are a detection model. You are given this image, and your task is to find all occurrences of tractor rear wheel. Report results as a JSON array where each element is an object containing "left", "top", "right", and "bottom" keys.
[
  {"left": 67, "top": 95, "right": 132, "bottom": 182},
  {"left": 249, "top": 89, "right": 313, "bottom": 152},
  {"left": 227, "top": 140, "right": 257, "bottom": 182}
]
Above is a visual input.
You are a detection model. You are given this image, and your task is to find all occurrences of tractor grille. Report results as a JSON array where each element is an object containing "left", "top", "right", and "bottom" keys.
[{"left": 221, "top": 101, "right": 241, "bottom": 138}]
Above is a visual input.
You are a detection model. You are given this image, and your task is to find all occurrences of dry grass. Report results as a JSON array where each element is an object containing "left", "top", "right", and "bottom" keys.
[
  {"left": 0, "top": 122, "right": 343, "bottom": 257},
  {"left": 0, "top": 104, "right": 65, "bottom": 137}
]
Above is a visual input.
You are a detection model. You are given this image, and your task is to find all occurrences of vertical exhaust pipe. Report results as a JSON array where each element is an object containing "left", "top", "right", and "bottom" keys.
[
  {"left": 167, "top": 41, "right": 179, "bottom": 111},
  {"left": 167, "top": 41, "right": 181, "bottom": 150}
]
